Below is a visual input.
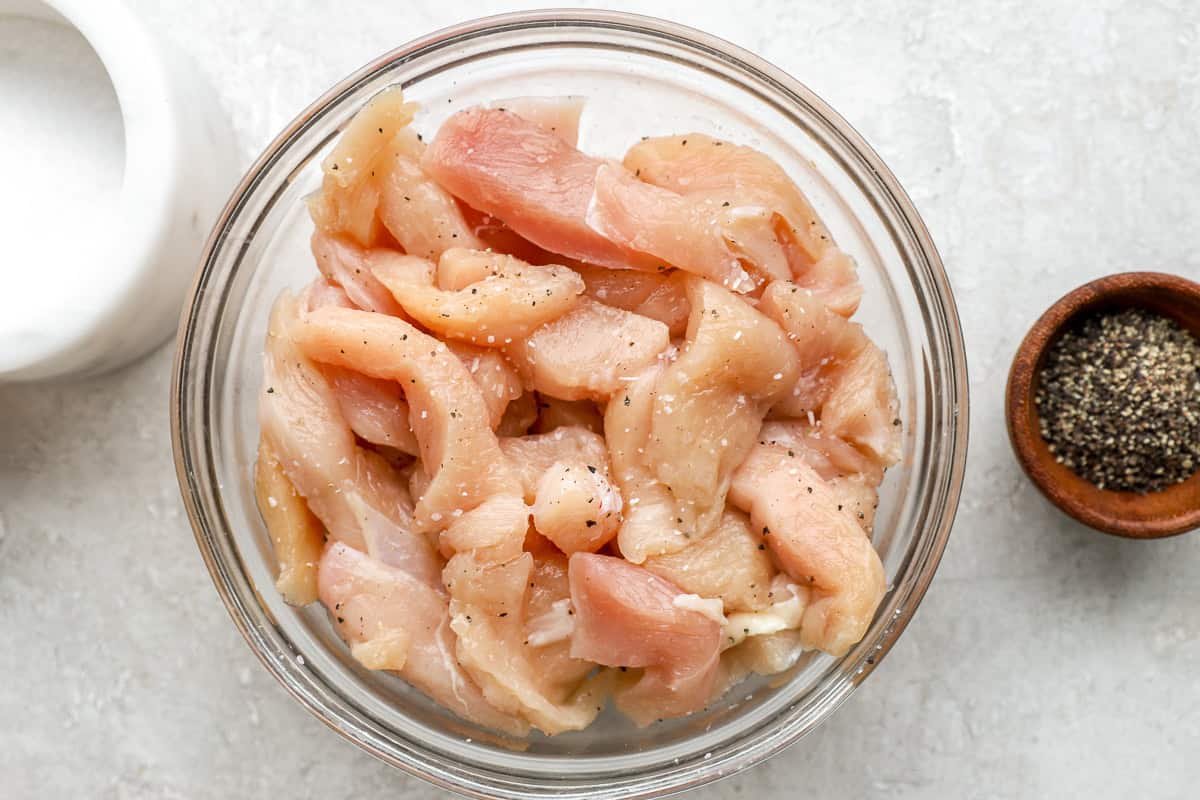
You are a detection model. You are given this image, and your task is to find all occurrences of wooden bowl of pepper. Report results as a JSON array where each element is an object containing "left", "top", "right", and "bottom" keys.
[{"left": 1006, "top": 271, "right": 1200, "bottom": 538}]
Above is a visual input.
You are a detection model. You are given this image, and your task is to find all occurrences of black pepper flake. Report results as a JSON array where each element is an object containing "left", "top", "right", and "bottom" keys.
[
  {"left": 266, "top": 387, "right": 274, "bottom": 394},
  {"left": 587, "top": 465, "right": 597, "bottom": 474},
  {"left": 1036, "top": 308, "right": 1200, "bottom": 492},
  {"left": 498, "top": 612, "right": 508, "bottom": 618},
  {"left": 623, "top": 396, "right": 631, "bottom": 406},
  {"left": 586, "top": 520, "right": 597, "bottom": 527},
  {"left": 336, "top": 616, "right": 344, "bottom": 624}
]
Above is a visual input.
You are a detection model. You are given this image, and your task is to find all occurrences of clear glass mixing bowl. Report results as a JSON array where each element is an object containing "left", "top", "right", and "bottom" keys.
[{"left": 171, "top": 10, "right": 968, "bottom": 798}]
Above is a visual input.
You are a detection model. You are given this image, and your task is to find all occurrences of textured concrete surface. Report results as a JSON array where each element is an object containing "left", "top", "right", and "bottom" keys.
[{"left": 3, "top": 1, "right": 1200, "bottom": 798}]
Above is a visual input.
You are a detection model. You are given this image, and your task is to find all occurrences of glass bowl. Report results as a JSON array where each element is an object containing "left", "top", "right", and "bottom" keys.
[{"left": 171, "top": 10, "right": 968, "bottom": 799}]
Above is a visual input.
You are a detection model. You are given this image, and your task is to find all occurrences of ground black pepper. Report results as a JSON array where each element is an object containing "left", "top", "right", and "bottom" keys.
[{"left": 1035, "top": 308, "right": 1200, "bottom": 492}]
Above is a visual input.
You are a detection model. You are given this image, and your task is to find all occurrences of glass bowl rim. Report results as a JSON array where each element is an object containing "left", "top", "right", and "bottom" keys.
[{"left": 171, "top": 8, "right": 970, "bottom": 798}]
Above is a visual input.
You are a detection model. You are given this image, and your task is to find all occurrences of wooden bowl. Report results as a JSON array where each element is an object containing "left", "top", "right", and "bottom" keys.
[{"left": 1006, "top": 271, "right": 1200, "bottom": 539}]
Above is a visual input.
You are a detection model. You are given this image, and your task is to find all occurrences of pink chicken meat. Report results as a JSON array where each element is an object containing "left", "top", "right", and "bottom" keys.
[
  {"left": 568, "top": 553, "right": 722, "bottom": 725},
  {"left": 254, "top": 87, "right": 902, "bottom": 737}
]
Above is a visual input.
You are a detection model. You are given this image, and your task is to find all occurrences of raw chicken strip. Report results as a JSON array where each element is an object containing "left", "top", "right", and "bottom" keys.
[
  {"left": 301, "top": 275, "right": 356, "bottom": 313},
  {"left": 458, "top": 204, "right": 565, "bottom": 267},
  {"left": 308, "top": 86, "right": 416, "bottom": 247},
  {"left": 437, "top": 493, "right": 528, "bottom": 564},
  {"left": 371, "top": 248, "right": 585, "bottom": 346},
  {"left": 759, "top": 281, "right": 901, "bottom": 468},
  {"left": 728, "top": 440, "right": 885, "bottom": 657},
  {"left": 532, "top": 396, "right": 604, "bottom": 435},
  {"left": 575, "top": 263, "right": 690, "bottom": 337},
  {"left": 445, "top": 551, "right": 611, "bottom": 734},
  {"left": 587, "top": 163, "right": 760, "bottom": 292},
  {"left": 823, "top": 345, "right": 902, "bottom": 470},
  {"left": 446, "top": 341, "right": 524, "bottom": 428},
  {"left": 531, "top": 458, "right": 622, "bottom": 554},
  {"left": 644, "top": 510, "right": 776, "bottom": 613},
  {"left": 318, "top": 541, "right": 527, "bottom": 735},
  {"left": 436, "top": 246, "right": 506, "bottom": 290},
  {"left": 613, "top": 277, "right": 800, "bottom": 561},
  {"left": 490, "top": 96, "right": 585, "bottom": 146},
  {"left": 301, "top": 277, "right": 420, "bottom": 455},
  {"left": 254, "top": 438, "right": 325, "bottom": 606},
  {"left": 506, "top": 298, "right": 670, "bottom": 402},
  {"left": 757, "top": 422, "right": 884, "bottom": 486},
  {"left": 290, "top": 304, "right": 521, "bottom": 530},
  {"left": 604, "top": 363, "right": 683, "bottom": 563},
  {"left": 311, "top": 232, "right": 406, "bottom": 317},
  {"left": 324, "top": 365, "right": 419, "bottom": 455},
  {"left": 499, "top": 426, "right": 612, "bottom": 503},
  {"left": 376, "top": 128, "right": 486, "bottom": 259},
  {"left": 756, "top": 421, "right": 883, "bottom": 532},
  {"left": 422, "top": 108, "right": 659, "bottom": 271},
  {"left": 624, "top": 134, "right": 862, "bottom": 315},
  {"left": 304, "top": 272, "right": 521, "bottom": 438},
  {"left": 568, "top": 553, "right": 721, "bottom": 725},
  {"left": 719, "top": 575, "right": 809, "bottom": 652},
  {"left": 714, "top": 624, "right": 807, "bottom": 701},
  {"left": 259, "top": 294, "right": 436, "bottom": 579}
]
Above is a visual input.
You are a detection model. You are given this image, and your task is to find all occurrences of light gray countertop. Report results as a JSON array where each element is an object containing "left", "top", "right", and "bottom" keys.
[{"left": 3, "top": 1, "right": 1199, "bottom": 797}]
